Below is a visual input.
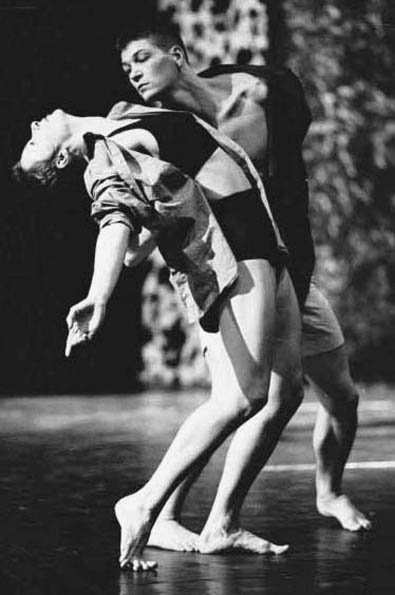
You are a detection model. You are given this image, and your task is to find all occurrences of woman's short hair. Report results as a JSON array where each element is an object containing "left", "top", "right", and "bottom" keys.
[
  {"left": 12, "top": 156, "right": 85, "bottom": 192},
  {"left": 12, "top": 157, "right": 60, "bottom": 190}
]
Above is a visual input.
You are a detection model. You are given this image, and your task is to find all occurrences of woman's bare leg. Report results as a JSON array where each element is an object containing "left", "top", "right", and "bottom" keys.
[
  {"left": 147, "top": 467, "right": 204, "bottom": 551},
  {"left": 199, "top": 269, "right": 303, "bottom": 553},
  {"left": 115, "top": 260, "right": 278, "bottom": 569},
  {"left": 149, "top": 269, "right": 303, "bottom": 554}
]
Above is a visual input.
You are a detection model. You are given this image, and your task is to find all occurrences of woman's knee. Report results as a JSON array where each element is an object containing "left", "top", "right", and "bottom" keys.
[
  {"left": 289, "top": 377, "right": 304, "bottom": 411},
  {"left": 240, "top": 379, "right": 272, "bottom": 418},
  {"left": 208, "top": 381, "right": 261, "bottom": 425},
  {"left": 244, "top": 369, "right": 304, "bottom": 419},
  {"left": 269, "top": 374, "right": 304, "bottom": 417},
  {"left": 221, "top": 385, "right": 269, "bottom": 421}
]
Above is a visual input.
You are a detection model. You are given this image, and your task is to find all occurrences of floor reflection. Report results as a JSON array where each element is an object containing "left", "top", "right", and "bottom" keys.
[{"left": 0, "top": 391, "right": 394, "bottom": 594}]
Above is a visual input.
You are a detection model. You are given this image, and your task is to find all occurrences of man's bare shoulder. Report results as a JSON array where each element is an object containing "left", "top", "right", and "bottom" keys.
[
  {"left": 206, "top": 72, "right": 268, "bottom": 107},
  {"left": 232, "top": 72, "right": 268, "bottom": 105}
]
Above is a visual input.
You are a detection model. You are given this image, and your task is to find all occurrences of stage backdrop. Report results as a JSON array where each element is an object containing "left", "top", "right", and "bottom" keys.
[
  {"left": 1, "top": 1, "right": 394, "bottom": 394},
  {"left": 140, "top": 0, "right": 395, "bottom": 387},
  {"left": 0, "top": 1, "right": 159, "bottom": 394}
]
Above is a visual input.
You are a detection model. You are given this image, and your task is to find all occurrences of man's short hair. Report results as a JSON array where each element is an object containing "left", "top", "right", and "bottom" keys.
[{"left": 115, "top": 21, "right": 189, "bottom": 63}]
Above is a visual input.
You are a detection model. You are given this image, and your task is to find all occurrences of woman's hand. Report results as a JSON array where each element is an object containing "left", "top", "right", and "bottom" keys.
[{"left": 65, "top": 298, "right": 107, "bottom": 356}]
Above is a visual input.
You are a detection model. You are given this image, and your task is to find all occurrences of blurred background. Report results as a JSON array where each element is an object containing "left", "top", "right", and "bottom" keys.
[{"left": 0, "top": 0, "right": 395, "bottom": 394}]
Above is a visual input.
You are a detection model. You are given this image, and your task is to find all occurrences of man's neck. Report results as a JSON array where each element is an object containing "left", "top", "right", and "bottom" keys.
[{"left": 158, "top": 71, "right": 220, "bottom": 126}]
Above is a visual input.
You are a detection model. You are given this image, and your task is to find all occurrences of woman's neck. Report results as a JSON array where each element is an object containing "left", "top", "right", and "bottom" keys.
[
  {"left": 64, "top": 116, "right": 123, "bottom": 159},
  {"left": 78, "top": 116, "right": 120, "bottom": 136}
]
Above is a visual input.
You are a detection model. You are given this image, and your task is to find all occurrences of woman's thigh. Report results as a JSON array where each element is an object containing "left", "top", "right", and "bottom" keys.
[{"left": 200, "top": 259, "right": 278, "bottom": 402}]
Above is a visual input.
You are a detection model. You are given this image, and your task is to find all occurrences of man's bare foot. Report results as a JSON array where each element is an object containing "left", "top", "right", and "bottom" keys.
[
  {"left": 148, "top": 518, "right": 199, "bottom": 552},
  {"left": 317, "top": 494, "right": 372, "bottom": 532},
  {"left": 114, "top": 495, "right": 158, "bottom": 571},
  {"left": 198, "top": 527, "right": 289, "bottom": 555}
]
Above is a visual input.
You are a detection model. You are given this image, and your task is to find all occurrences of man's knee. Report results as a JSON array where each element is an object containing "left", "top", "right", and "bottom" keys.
[
  {"left": 338, "top": 384, "right": 359, "bottom": 417},
  {"left": 319, "top": 376, "right": 359, "bottom": 417},
  {"left": 326, "top": 370, "right": 359, "bottom": 408},
  {"left": 305, "top": 346, "right": 359, "bottom": 405},
  {"left": 345, "top": 384, "right": 359, "bottom": 407}
]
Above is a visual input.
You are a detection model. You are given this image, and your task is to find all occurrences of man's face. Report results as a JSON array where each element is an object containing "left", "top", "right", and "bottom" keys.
[
  {"left": 20, "top": 109, "right": 70, "bottom": 172},
  {"left": 120, "top": 39, "right": 180, "bottom": 103}
]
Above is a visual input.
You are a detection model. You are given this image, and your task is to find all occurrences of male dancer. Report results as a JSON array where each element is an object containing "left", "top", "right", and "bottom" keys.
[
  {"left": 14, "top": 103, "right": 302, "bottom": 568},
  {"left": 116, "top": 24, "right": 371, "bottom": 544}
]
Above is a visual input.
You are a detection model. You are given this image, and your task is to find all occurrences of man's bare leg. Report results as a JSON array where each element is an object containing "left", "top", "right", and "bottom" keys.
[
  {"left": 304, "top": 345, "right": 371, "bottom": 531},
  {"left": 198, "top": 269, "right": 303, "bottom": 554},
  {"left": 115, "top": 260, "right": 277, "bottom": 569}
]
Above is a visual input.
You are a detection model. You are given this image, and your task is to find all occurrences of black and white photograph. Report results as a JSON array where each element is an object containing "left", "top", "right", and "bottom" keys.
[{"left": 1, "top": 1, "right": 394, "bottom": 593}]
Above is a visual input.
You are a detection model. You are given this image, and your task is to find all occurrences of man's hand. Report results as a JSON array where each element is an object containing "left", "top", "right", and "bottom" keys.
[{"left": 65, "top": 298, "right": 107, "bottom": 357}]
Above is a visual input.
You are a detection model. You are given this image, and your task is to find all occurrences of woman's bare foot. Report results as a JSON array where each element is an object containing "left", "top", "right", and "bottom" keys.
[
  {"left": 148, "top": 518, "right": 199, "bottom": 552},
  {"left": 114, "top": 494, "right": 158, "bottom": 571},
  {"left": 317, "top": 494, "right": 372, "bottom": 532},
  {"left": 198, "top": 526, "right": 289, "bottom": 555}
]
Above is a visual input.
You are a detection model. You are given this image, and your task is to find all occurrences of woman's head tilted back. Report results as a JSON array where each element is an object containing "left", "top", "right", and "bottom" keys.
[{"left": 13, "top": 109, "right": 82, "bottom": 190}]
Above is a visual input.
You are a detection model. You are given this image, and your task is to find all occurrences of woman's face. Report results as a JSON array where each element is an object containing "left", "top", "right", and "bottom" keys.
[{"left": 20, "top": 109, "right": 70, "bottom": 172}]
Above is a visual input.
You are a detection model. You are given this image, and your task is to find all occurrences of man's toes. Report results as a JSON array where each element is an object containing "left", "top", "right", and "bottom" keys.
[
  {"left": 345, "top": 514, "right": 371, "bottom": 532},
  {"left": 270, "top": 543, "right": 289, "bottom": 555},
  {"left": 360, "top": 517, "right": 372, "bottom": 531}
]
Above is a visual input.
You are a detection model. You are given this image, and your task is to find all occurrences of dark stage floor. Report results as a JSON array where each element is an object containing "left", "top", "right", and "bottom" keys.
[{"left": 1, "top": 386, "right": 394, "bottom": 594}]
